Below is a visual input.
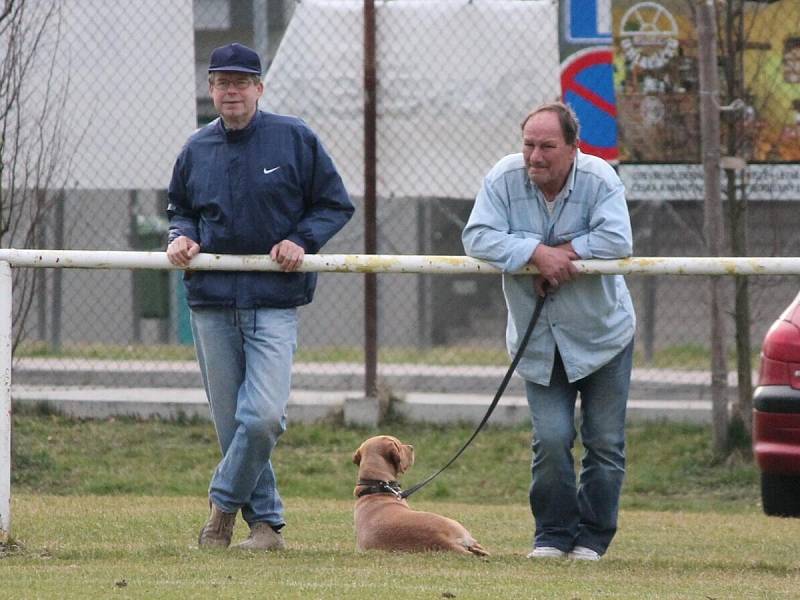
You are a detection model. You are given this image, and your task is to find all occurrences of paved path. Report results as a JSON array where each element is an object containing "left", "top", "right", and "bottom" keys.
[
  {"left": 11, "top": 385, "right": 726, "bottom": 426},
  {"left": 10, "top": 357, "right": 752, "bottom": 425}
]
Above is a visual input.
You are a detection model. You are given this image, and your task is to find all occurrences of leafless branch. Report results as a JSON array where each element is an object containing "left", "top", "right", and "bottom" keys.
[{"left": 1, "top": 0, "right": 76, "bottom": 351}]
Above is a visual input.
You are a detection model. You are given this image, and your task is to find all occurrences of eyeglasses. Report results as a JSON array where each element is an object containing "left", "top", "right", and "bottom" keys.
[{"left": 211, "top": 78, "right": 255, "bottom": 91}]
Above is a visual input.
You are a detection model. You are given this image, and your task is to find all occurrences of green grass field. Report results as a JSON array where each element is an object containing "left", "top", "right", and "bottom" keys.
[{"left": 2, "top": 413, "right": 799, "bottom": 598}]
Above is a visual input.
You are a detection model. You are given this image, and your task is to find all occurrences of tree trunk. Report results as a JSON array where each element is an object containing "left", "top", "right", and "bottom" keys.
[
  {"left": 696, "top": 0, "right": 728, "bottom": 455},
  {"left": 722, "top": 0, "right": 753, "bottom": 436}
]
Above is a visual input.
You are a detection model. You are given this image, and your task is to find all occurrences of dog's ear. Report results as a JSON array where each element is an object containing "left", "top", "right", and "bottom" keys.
[
  {"left": 352, "top": 447, "right": 362, "bottom": 465},
  {"left": 398, "top": 444, "right": 414, "bottom": 474},
  {"left": 388, "top": 443, "right": 401, "bottom": 471},
  {"left": 389, "top": 440, "right": 413, "bottom": 474}
]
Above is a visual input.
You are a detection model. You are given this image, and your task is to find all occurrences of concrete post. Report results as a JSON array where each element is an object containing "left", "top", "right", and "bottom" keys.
[{"left": 344, "top": 395, "right": 382, "bottom": 427}]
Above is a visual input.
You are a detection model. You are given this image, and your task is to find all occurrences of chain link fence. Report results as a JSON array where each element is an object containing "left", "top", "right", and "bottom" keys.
[{"left": 3, "top": 0, "right": 800, "bottom": 402}]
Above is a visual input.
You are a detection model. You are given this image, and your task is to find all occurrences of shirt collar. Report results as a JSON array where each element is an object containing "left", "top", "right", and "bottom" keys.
[
  {"left": 566, "top": 149, "right": 579, "bottom": 192},
  {"left": 554, "top": 151, "right": 579, "bottom": 202},
  {"left": 527, "top": 149, "right": 579, "bottom": 203}
]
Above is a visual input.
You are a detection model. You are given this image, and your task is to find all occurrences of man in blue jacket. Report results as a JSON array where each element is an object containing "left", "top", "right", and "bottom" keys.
[
  {"left": 463, "top": 102, "right": 635, "bottom": 561},
  {"left": 166, "top": 42, "right": 354, "bottom": 551}
]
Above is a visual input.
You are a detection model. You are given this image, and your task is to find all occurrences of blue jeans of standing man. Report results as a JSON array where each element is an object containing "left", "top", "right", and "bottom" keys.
[
  {"left": 525, "top": 340, "right": 633, "bottom": 555},
  {"left": 190, "top": 306, "right": 298, "bottom": 529}
]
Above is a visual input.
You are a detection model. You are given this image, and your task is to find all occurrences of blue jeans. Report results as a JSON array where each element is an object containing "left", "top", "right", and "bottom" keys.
[
  {"left": 525, "top": 340, "right": 633, "bottom": 555},
  {"left": 190, "top": 306, "right": 298, "bottom": 528}
]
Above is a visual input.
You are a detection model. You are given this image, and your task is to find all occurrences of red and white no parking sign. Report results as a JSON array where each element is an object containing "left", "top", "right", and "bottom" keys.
[{"left": 561, "top": 47, "right": 619, "bottom": 162}]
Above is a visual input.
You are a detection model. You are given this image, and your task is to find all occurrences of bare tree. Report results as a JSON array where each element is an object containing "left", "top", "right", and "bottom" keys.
[
  {"left": 0, "top": 0, "right": 74, "bottom": 352},
  {"left": 718, "top": 0, "right": 753, "bottom": 438},
  {"left": 696, "top": 0, "right": 728, "bottom": 455},
  {"left": 716, "top": 0, "right": 800, "bottom": 439}
]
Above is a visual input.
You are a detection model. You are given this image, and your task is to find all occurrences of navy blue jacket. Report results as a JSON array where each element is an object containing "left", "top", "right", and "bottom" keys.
[{"left": 167, "top": 110, "right": 354, "bottom": 308}]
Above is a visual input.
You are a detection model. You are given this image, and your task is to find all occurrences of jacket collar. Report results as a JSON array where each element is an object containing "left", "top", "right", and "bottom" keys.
[{"left": 216, "top": 110, "right": 260, "bottom": 142}]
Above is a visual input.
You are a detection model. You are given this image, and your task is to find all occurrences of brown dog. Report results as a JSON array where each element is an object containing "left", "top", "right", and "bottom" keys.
[{"left": 352, "top": 435, "right": 489, "bottom": 556}]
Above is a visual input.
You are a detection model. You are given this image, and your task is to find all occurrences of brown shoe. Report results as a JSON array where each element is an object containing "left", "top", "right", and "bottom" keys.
[
  {"left": 198, "top": 502, "right": 236, "bottom": 548},
  {"left": 230, "top": 522, "right": 286, "bottom": 551}
]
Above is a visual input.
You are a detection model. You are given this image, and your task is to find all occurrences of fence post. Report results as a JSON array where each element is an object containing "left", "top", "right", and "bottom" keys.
[
  {"left": 346, "top": 0, "right": 381, "bottom": 427},
  {"left": 0, "top": 261, "right": 12, "bottom": 542},
  {"left": 362, "top": 0, "right": 379, "bottom": 406},
  {"left": 50, "top": 192, "right": 65, "bottom": 352}
]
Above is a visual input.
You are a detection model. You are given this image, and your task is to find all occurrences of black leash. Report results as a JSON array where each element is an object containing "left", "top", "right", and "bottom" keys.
[{"left": 400, "top": 290, "right": 548, "bottom": 499}]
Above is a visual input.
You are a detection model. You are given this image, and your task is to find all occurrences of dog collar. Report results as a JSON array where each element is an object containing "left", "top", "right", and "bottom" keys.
[{"left": 356, "top": 479, "right": 403, "bottom": 499}]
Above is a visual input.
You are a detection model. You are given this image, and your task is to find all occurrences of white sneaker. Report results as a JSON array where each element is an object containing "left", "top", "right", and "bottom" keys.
[
  {"left": 568, "top": 546, "right": 600, "bottom": 561},
  {"left": 526, "top": 546, "right": 567, "bottom": 559}
]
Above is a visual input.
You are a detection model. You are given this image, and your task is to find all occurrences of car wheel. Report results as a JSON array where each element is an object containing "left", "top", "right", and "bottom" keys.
[{"left": 761, "top": 472, "right": 800, "bottom": 517}]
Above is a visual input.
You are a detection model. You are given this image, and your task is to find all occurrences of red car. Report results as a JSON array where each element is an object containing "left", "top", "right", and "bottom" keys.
[{"left": 753, "top": 291, "right": 800, "bottom": 517}]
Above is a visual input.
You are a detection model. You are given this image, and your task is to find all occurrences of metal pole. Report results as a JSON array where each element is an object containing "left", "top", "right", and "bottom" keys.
[
  {"left": 2, "top": 250, "right": 800, "bottom": 275},
  {"left": 0, "top": 261, "right": 12, "bottom": 542},
  {"left": 417, "top": 202, "right": 433, "bottom": 348},
  {"left": 128, "top": 190, "right": 142, "bottom": 344},
  {"left": 252, "top": 0, "right": 269, "bottom": 65},
  {"left": 642, "top": 203, "right": 661, "bottom": 363},
  {"left": 363, "top": 0, "right": 378, "bottom": 399},
  {"left": 156, "top": 190, "right": 171, "bottom": 344},
  {"left": 50, "top": 192, "right": 65, "bottom": 352},
  {"left": 35, "top": 202, "right": 47, "bottom": 342}
]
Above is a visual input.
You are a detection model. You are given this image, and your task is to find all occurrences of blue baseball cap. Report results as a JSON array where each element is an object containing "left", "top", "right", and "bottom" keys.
[{"left": 208, "top": 42, "right": 262, "bottom": 75}]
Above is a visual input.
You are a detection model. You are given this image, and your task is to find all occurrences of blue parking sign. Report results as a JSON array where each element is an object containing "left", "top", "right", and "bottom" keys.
[{"left": 566, "top": 0, "right": 612, "bottom": 44}]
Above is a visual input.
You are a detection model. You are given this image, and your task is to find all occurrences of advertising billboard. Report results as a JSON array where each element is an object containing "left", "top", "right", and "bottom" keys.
[{"left": 612, "top": 0, "right": 800, "bottom": 164}]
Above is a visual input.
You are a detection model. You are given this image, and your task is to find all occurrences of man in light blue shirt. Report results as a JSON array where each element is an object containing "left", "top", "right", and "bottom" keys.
[{"left": 463, "top": 102, "right": 635, "bottom": 561}]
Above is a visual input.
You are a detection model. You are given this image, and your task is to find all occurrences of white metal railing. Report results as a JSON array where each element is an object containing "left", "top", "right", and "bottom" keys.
[
  {"left": 3, "top": 249, "right": 800, "bottom": 541},
  {"left": 3, "top": 248, "right": 800, "bottom": 274}
]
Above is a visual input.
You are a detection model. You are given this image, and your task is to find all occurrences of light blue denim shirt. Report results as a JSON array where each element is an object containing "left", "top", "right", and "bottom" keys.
[{"left": 462, "top": 150, "right": 636, "bottom": 384}]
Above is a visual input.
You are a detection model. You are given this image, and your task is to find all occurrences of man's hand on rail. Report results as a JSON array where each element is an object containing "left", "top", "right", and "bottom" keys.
[
  {"left": 167, "top": 236, "right": 201, "bottom": 267},
  {"left": 529, "top": 242, "right": 579, "bottom": 290},
  {"left": 270, "top": 239, "right": 305, "bottom": 272}
]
